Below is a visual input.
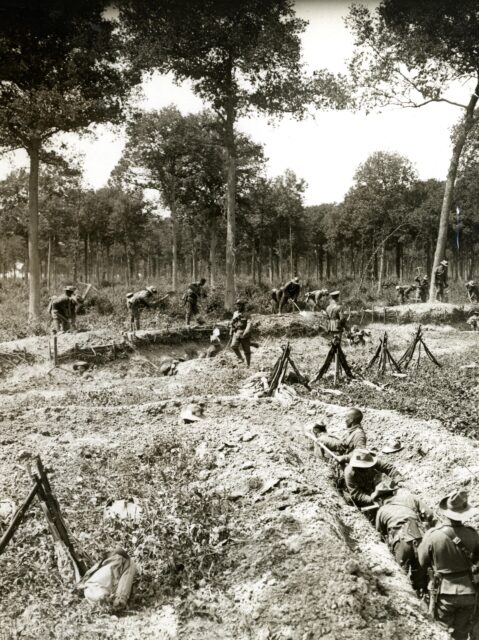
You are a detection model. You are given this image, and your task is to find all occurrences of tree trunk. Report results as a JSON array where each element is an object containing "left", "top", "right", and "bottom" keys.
[
  {"left": 225, "top": 104, "right": 236, "bottom": 311},
  {"left": 395, "top": 241, "right": 401, "bottom": 280},
  {"left": 252, "top": 243, "right": 256, "bottom": 284},
  {"left": 278, "top": 233, "right": 283, "bottom": 283},
  {"left": 47, "top": 234, "right": 52, "bottom": 292},
  {"left": 27, "top": 141, "right": 41, "bottom": 319},
  {"left": 289, "top": 221, "right": 293, "bottom": 277},
  {"left": 171, "top": 196, "right": 178, "bottom": 292},
  {"left": 377, "top": 242, "right": 385, "bottom": 294},
  {"left": 269, "top": 245, "right": 274, "bottom": 285},
  {"left": 429, "top": 83, "right": 479, "bottom": 301},
  {"left": 209, "top": 221, "right": 217, "bottom": 288}
]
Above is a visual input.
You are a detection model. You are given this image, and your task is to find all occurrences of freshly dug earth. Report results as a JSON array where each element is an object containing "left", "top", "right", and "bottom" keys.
[{"left": 0, "top": 315, "right": 475, "bottom": 639}]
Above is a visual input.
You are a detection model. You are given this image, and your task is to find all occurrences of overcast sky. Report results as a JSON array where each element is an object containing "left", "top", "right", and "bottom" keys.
[{"left": 0, "top": 0, "right": 471, "bottom": 205}]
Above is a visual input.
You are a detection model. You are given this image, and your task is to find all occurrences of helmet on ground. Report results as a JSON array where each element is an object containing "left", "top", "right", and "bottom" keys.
[
  {"left": 345, "top": 408, "right": 363, "bottom": 427},
  {"left": 146, "top": 286, "right": 157, "bottom": 294},
  {"left": 381, "top": 439, "right": 403, "bottom": 454},
  {"left": 180, "top": 403, "right": 205, "bottom": 423}
]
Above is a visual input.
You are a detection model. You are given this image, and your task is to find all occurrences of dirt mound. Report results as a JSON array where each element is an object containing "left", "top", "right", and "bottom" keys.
[{"left": 364, "top": 302, "right": 466, "bottom": 325}]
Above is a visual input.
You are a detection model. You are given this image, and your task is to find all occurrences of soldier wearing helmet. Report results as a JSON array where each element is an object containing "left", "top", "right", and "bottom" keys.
[
  {"left": 230, "top": 299, "right": 252, "bottom": 367},
  {"left": 48, "top": 285, "right": 79, "bottom": 333},
  {"left": 126, "top": 286, "right": 158, "bottom": 331}
]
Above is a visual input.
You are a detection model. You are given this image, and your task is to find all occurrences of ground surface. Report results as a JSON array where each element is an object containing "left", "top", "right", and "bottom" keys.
[{"left": 1, "top": 309, "right": 478, "bottom": 639}]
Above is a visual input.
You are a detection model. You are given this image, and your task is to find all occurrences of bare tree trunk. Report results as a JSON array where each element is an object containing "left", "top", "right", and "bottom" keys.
[
  {"left": 27, "top": 141, "right": 41, "bottom": 319},
  {"left": 224, "top": 86, "right": 236, "bottom": 311},
  {"left": 289, "top": 221, "right": 293, "bottom": 277},
  {"left": 429, "top": 82, "right": 479, "bottom": 300},
  {"left": 171, "top": 196, "right": 178, "bottom": 292},
  {"left": 269, "top": 245, "right": 274, "bottom": 285},
  {"left": 209, "top": 221, "right": 217, "bottom": 288},
  {"left": 47, "top": 234, "right": 52, "bottom": 292},
  {"left": 278, "top": 233, "right": 283, "bottom": 283},
  {"left": 377, "top": 242, "right": 385, "bottom": 294}
]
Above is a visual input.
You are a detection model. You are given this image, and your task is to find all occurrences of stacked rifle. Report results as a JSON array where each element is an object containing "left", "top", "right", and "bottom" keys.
[
  {"left": 398, "top": 325, "right": 441, "bottom": 370},
  {"left": 0, "top": 456, "right": 86, "bottom": 583},
  {"left": 312, "top": 335, "right": 354, "bottom": 386},
  {"left": 366, "top": 332, "right": 401, "bottom": 376},
  {"left": 267, "top": 342, "right": 311, "bottom": 396}
]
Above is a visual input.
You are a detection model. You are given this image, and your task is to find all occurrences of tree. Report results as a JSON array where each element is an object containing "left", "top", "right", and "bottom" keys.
[
  {"left": 0, "top": 1, "right": 135, "bottom": 318},
  {"left": 346, "top": 0, "right": 479, "bottom": 300},
  {"left": 344, "top": 152, "right": 417, "bottom": 292},
  {"left": 120, "top": 0, "right": 347, "bottom": 309}
]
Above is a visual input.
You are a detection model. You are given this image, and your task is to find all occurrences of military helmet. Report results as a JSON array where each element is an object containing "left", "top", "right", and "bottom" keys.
[
  {"left": 65, "top": 285, "right": 75, "bottom": 293},
  {"left": 345, "top": 408, "right": 363, "bottom": 427},
  {"left": 330, "top": 290, "right": 340, "bottom": 297},
  {"left": 440, "top": 260, "right": 448, "bottom": 266},
  {"left": 146, "top": 286, "right": 157, "bottom": 294},
  {"left": 235, "top": 298, "right": 246, "bottom": 309}
]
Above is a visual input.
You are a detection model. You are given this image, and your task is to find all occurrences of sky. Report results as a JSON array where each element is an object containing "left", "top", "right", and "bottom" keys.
[{"left": 0, "top": 0, "right": 470, "bottom": 206}]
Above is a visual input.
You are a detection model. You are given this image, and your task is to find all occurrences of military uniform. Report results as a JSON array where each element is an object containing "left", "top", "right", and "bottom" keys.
[
  {"left": 230, "top": 308, "right": 252, "bottom": 367},
  {"left": 278, "top": 279, "right": 300, "bottom": 313},
  {"left": 466, "top": 281, "right": 479, "bottom": 303},
  {"left": 414, "top": 276, "right": 429, "bottom": 303},
  {"left": 396, "top": 285, "right": 415, "bottom": 305},
  {"left": 318, "top": 425, "right": 366, "bottom": 456},
  {"left": 434, "top": 264, "right": 449, "bottom": 302},
  {"left": 418, "top": 521, "right": 479, "bottom": 639},
  {"left": 376, "top": 488, "right": 432, "bottom": 592},
  {"left": 344, "top": 457, "right": 400, "bottom": 508},
  {"left": 325, "top": 299, "right": 345, "bottom": 334},
  {"left": 50, "top": 293, "right": 77, "bottom": 332},
  {"left": 126, "top": 290, "right": 154, "bottom": 331},
  {"left": 184, "top": 281, "right": 206, "bottom": 325}
]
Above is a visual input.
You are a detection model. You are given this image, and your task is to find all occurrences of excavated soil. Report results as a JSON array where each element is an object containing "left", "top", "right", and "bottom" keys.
[{"left": 0, "top": 314, "right": 477, "bottom": 639}]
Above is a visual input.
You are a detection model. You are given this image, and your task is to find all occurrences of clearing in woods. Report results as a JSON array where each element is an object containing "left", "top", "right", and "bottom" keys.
[{"left": 0, "top": 311, "right": 477, "bottom": 639}]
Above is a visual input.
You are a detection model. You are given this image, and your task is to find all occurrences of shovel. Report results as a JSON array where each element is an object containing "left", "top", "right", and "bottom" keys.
[{"left": 292, "top": 300, "right": 315, "bottom": 319}]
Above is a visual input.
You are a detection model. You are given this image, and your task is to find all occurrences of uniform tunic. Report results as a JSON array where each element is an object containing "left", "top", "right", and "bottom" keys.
[
  {"left": 325, "top": 300, "right": 344, "bottom": 333},
  {"left": 344, "top": 458, "right": 400, "bottom": 507},
  {"left": 418, "top": 521, "right": 479, "bottom": 640},
  {"left": 318, "top": 425, "right": 367, "bottom": 455}
]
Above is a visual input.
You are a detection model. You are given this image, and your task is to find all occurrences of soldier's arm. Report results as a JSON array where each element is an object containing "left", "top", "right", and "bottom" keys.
[
  {"left": 417, "top": 534, "right": 432, "bottom": 568},
  {"left": 317, "top": 433, "right": 344, "bottom": 454},
  {"left": 376, "top": 458, "right": 401, "bottom": 481},
  {"left": 242, "top": 318, "right": 252, "bottom": 337},
  {"left": 375, "top": 509, "right": 387, "bottom": 536}
]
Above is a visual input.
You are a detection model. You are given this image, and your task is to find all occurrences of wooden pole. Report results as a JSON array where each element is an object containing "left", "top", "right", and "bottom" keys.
[{"left": 53, "top": 334, "right": 58, "bottom": 367}]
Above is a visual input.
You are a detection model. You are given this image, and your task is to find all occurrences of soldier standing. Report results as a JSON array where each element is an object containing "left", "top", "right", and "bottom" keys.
[
  {"left": 375, "top": 478, "right": 433, "bottom": 594},
  {"left": 418, "top": 489, "right": 479, "bottom": 640},
  {"left": 230, "top": 299, "right": 252, "bottom": 367},
  {"left": 434, "top": 260, "right": 449, "bottom": 302},
  {"left": 126, "top": 286, "right": 157, "bottom": 331},
  {"left": 184, "top": 278, "right": 207, "bottom": 325},
  {"left": 325, "top": 290, "right": 346, "bottom": 335},
  {"left": 278, "top": 277, "right": 301, "bottom": 314},
  {"left": 49, "top": 285, "right": 78, "bottom": 333}
]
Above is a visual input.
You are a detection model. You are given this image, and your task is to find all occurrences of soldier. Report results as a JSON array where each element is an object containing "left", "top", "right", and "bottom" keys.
[
  {"left": 343, "top": 449, "right": 401, "bottom": 510},
  {"left": 271, "top": 287, "right": 282, "bottom": 313},
  {"left": 418, "top": 489, "right": 479, "bottom": 640},
  {"left": 467, "top": 314, "right": 479, "bottom": 332},
  {"left": 49, "top": 285, "right": 79, "bottom": 333},
  {"left": 304, "top": 289, "right": 329, "bottom": 311},
  {"left": 414, "top": 275, "right": 429, "bottom": 303},
  {"left": 278, "top": 277, "right": 301, "bottom": 314},
  {"left": 434, "top": 260, "right": 449, "bottom": 302},
  {"left": 347, "top": 325, "right": 370, "bottom": 346},
  {"left": 126, "top": 286, "right": 157, "bottom": 331},
  {"left": 230, "top": 299, "right": 252, "bottom": 367},
  {"left": 184, "top": 278, "right": 207, "bottom": 325},
  {"left": 396, "top": 284, "right": 416, "bottom": 305},
  {"left": 325, "top": 290, "right": 346, "bottom": 335},
  {"left": 375, "top": 477, "right": 433, "bottom": 594},
  {"left": 466, "top": 280, "right": 479, "bottom": 303},
  {"left": 313, "top": 408, "right": 367, "bottom": 463}
]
